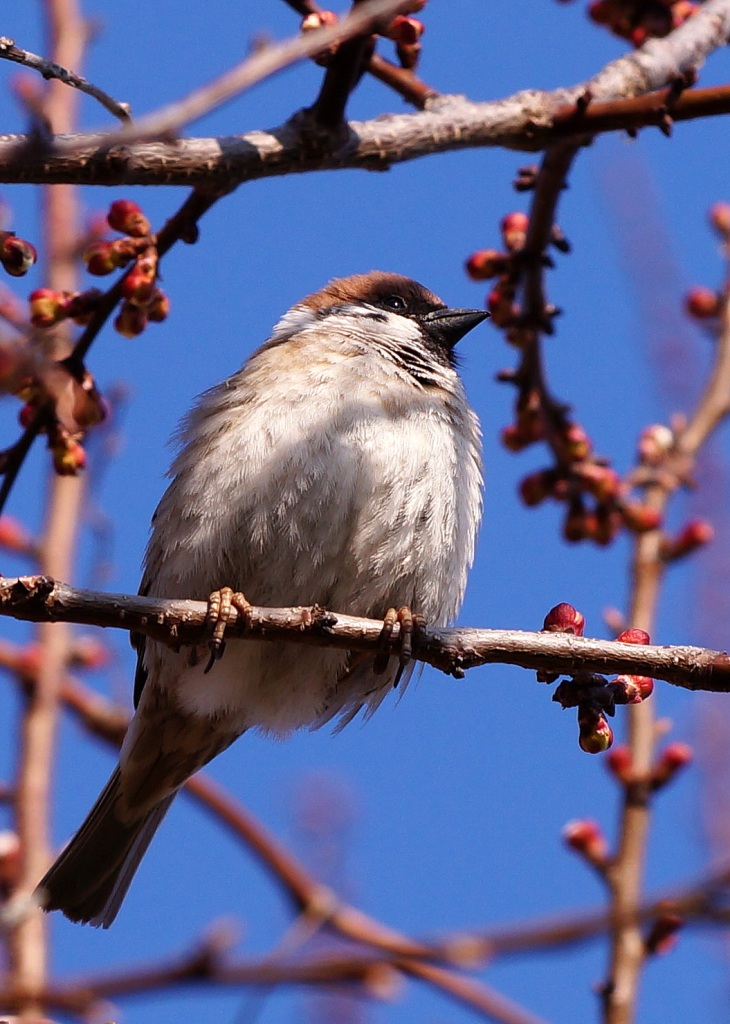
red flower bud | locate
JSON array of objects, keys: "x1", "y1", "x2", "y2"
[
  {"x1": 709, "y1": 201, "x2": 730, "y2": 238},
  {"x1": 543, "y1": 602, "x2": 585, "y2": 636},
  {"x1": 519, "y1": 469, "x2": 556, "y2": 507},
  {"x1": 384, "y1": 15, "x2": 424, "y2": 45},
  {"x1": 637, "y1": 424, "x2": 674, "y2": 465},
  {"x1": 645, "y1": 908, "x2": 683, "y2": 956},
  {"x1": 84, "y1": 240, "x2": 126, "y2": 276},
  {"x1": 107, "y1": 199, "x2": 151, "y2": 238},
  {"x1": 115, "y1": 302, "x2": 148, "y2": 338},
  {"x1": 122, "y1": 261, "x2": 157, "y2": 307},
  {"x1": 147, "y1": 288, "x2": 170, "y2": 323},
  {"x1": 0, "y1": 233, "x2": 37, "y2": 277},
  {"x1": 660, "y1": 518, "x2": 714, "y2": 561},
  {"x1": 606, "y1": 744, "x2": 633, "y2": 783},
  {"x1": 578, "y1": 709, "x2": 614, "y2": 754},
  {"x1": 651, "y1": 741, "x2": 693, "y2": 790},
  {"x1": 562, "y1": 422, "x2": 592, "y2": 462},
  {"x1": 53, "y1": 438, "x2": 86, "y2": 476},
  {"x1": 620, "y1": 502, "x2": 663, "y2": 534},
  {"x1": 465, "y1": 249, "x2": 509, "y2": 281},
  {"x1": 577, "y1": 463, "x2": 621, "y2": 502},
  {"x1": 616, "y1": 627, "x2": 650, "y2": 645},
  {"x1": 685, "y1": 286, "x2": 720, "y2": 320},
  {"x1": 563, "y1": 819, "x2": 608, "y2": 864},
  {"x1": 0, "y1": 515, "x2": 34, "y2": 555},
  {"x1": 500, "y1": 212, "x2": 529, "y2": 252},
  {"x1": 29, "y1": 288, "x2": 67, "y2": 328},
  {"x1": 301, "y1": 10, "x2": 338, "y2": 31}
]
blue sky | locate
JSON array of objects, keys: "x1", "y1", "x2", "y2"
[{"x1": 2, "y1": 3, "x2": 730, "y2": 1023}]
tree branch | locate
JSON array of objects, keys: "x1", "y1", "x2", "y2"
[
  {"x1": 1, "y1": 574, "x2": 729, "y2": 691},
  {"x1": 1, "y1": 1, "x2": 729, "y2": 186},
  {"x1": 0, "y1": 35, "x2": 131, "y2": 123}
]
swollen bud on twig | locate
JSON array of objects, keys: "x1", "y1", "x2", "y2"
[
  {"x1": 29, "y1": 288, "x2": 67, "y2": 328},
  {"x1": 465, "y1": 249, "x2": 510, "y2": 281},
  {"x1": 0, "y1": 232, "x2": 37, "y2": 277},
  {"x1": 500, "y1": 212, "x2": 529, "y2": 252},
  {"x1": 684, "y1": 286, "x2": 721, "y2": 320},
  {"x1": 52, "y1": 437, "x2": 86, "y2": 476},
  {"x1": 578, "y1": 707, "x2": 613, "y2": 754},
  {"x1": 660, "y1": 519, "x2": 714, "y2": 561},
  {"x1": 645, "y1": 907, "x2": 683, "y2": 956},
  {"x1": 651, "y1": 742, "x2": 693, "y2": 790},
  {"x1": 563, "y1": 819, "x2": 609, "y2": 869},
  {"x1": 107, "y1": 199, "x2": 151, "y2": 238},
  {"x1": 637, "y1": 424, "x2": 674, "y2": 466},
  {"x1": 542, "y1": 602, "x2": 585, "y2": 635},
  {"x1": 708, "y1": 201, "x2": 730, "y2": 239},
  {"x1": 605, "y1": 744, "x2": 633, "y2": 783}
]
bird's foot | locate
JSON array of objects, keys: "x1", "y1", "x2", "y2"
[
  {"x1": 373, "y1": 605, "x2": 424, "y2": 675},
  {"x1": 204, "y1": 587, "x2": 253, "y2": 673}
]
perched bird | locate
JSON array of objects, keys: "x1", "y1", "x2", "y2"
[{"x1": 37, "y1": 271, "x2": 486, "y2": 927}]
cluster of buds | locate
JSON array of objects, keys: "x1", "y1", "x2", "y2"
[
  {"x1": 82, "y1": 200, "x2": 169, "y2": 338},
  {"x1": 517, "y1": 417, "x2": 668, "y2": 545},
  {"x1": 0, "y1": 231, "x2": 37, "y2": 278},
  {"x1": 466, "y1": 213, "x2": 529, "y2": 332},
  {"x1": 587, "y1": 0, "x2": 698, "y2": 47},
  {"x1": 684, "y1": 202, "x2": 730, "y2": 324},
  {"x1": 539, "y1": 605, "x2": 655, "y2": 754},
  {"x1": 300, "y1": 2, "x2": 426, "y2": 68}
]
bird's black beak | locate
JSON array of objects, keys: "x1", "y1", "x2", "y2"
[{"x1": 422, "y1": 307, "x2": 489, "y2": 348}]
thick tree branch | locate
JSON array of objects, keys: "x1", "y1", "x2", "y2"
[
  {"x1": 1, "y1": 575, "x2": 729, "y2": 691},
  {"x1": 0, "y1": 1, "x2": 729, "y2": 185}
]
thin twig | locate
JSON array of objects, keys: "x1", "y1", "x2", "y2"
[{"x1": 0, "y1": 36, "x2": 131, "y2": 123}]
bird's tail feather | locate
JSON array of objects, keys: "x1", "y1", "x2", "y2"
[{"x1": 36, "y1": 765, "x2": 175, "y2": 928}]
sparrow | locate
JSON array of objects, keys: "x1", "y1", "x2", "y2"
[{"x1": 37, "y1": 271, "x2": 486, "y2": 927}]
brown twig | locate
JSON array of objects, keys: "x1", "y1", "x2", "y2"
[
  {"x1": 0, "y1": 83, "x2": 728, "y2": 188},
  {"x1": 0, "y1": 575, "x2": 730, "y2": 691},
  {"x1": 601, "y1": 227, "x2": 730, "y2": 1023},
  {"x1": 0, "y1": 35, "x2": 131, "y2": 123}
]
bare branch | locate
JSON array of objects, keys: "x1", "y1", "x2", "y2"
[
  {"x1": 0, "y1": 36, "x2": 131, "y2": 123},
  {"x1": 1, "y1": 575, "x2": 729, "y2": 691},
  {"x1": 0, "y1": 2, "x2": 729, "y2": 186}
]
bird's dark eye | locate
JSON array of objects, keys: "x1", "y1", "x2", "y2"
[{"x1": 381, "y1": 294, "x2": 408, "y2": 312}]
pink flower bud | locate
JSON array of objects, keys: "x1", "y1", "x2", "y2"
[
  {"x1": 685, "y1": 286, "x2": 720, "y2": 320},
  {"x1": 115, "y1": 302, "x2": 148, "y2": 338},
  {"x1": 563, "y1": 819, "x2": 608, "y2": 863},
  {"x1": 29, "y1": 288, "x2": 67, "y2": 328},
  {"x1": 0, "y1": 233, "x2": 37, "y2": 277},
  {"x1": 543, "y1": 602, "x2": 585, "y2": 635},
  {"x1": 107, "y1": 199, "x2": 151, "y2": 238},
  {"x1": 652, "y1": 741, "x2": 693, "y2": 789},
  {"x1": 465, "y1": 249, "x2": 509, "y2": 281},
  {"x1": 616, "y1": 627, "x2": 651, "y2": 646},
  {"x1": 500, "y1": 212, "x2": 529, "y2": 252},
  {"x1": 637, "y1": 424, "x2": 674, "y2": 465},
  {"x1": 147, "y1": 288, "x2": 170, "y2": 323},
  {"x1": 53, "y1": 438, "x2": 86, "y2": 476},
  {"x1": 620, "y1": 502, "x2": 663, "y2": 534},
  {"x1": 579, "y1": 710, "x2": 614, "y2": 754},
  {"x1": 0, "y1": 515, "x2": 33, "y2": 555},
  {"x1": 84, "y1": 240, "x2": 125, "y2": 276},
  {"x1": 709, "y1": 201, "x2": 730, "y2": 238},
  {"x1": 660, "y1": 519, "x2": 714, "y2": 561},
  {"x1": 384, "y1": 15, "x2": 424, "y2": 45},
  {"x1": 606, "y1": 744, "x2": 633, "y2": 782}
]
